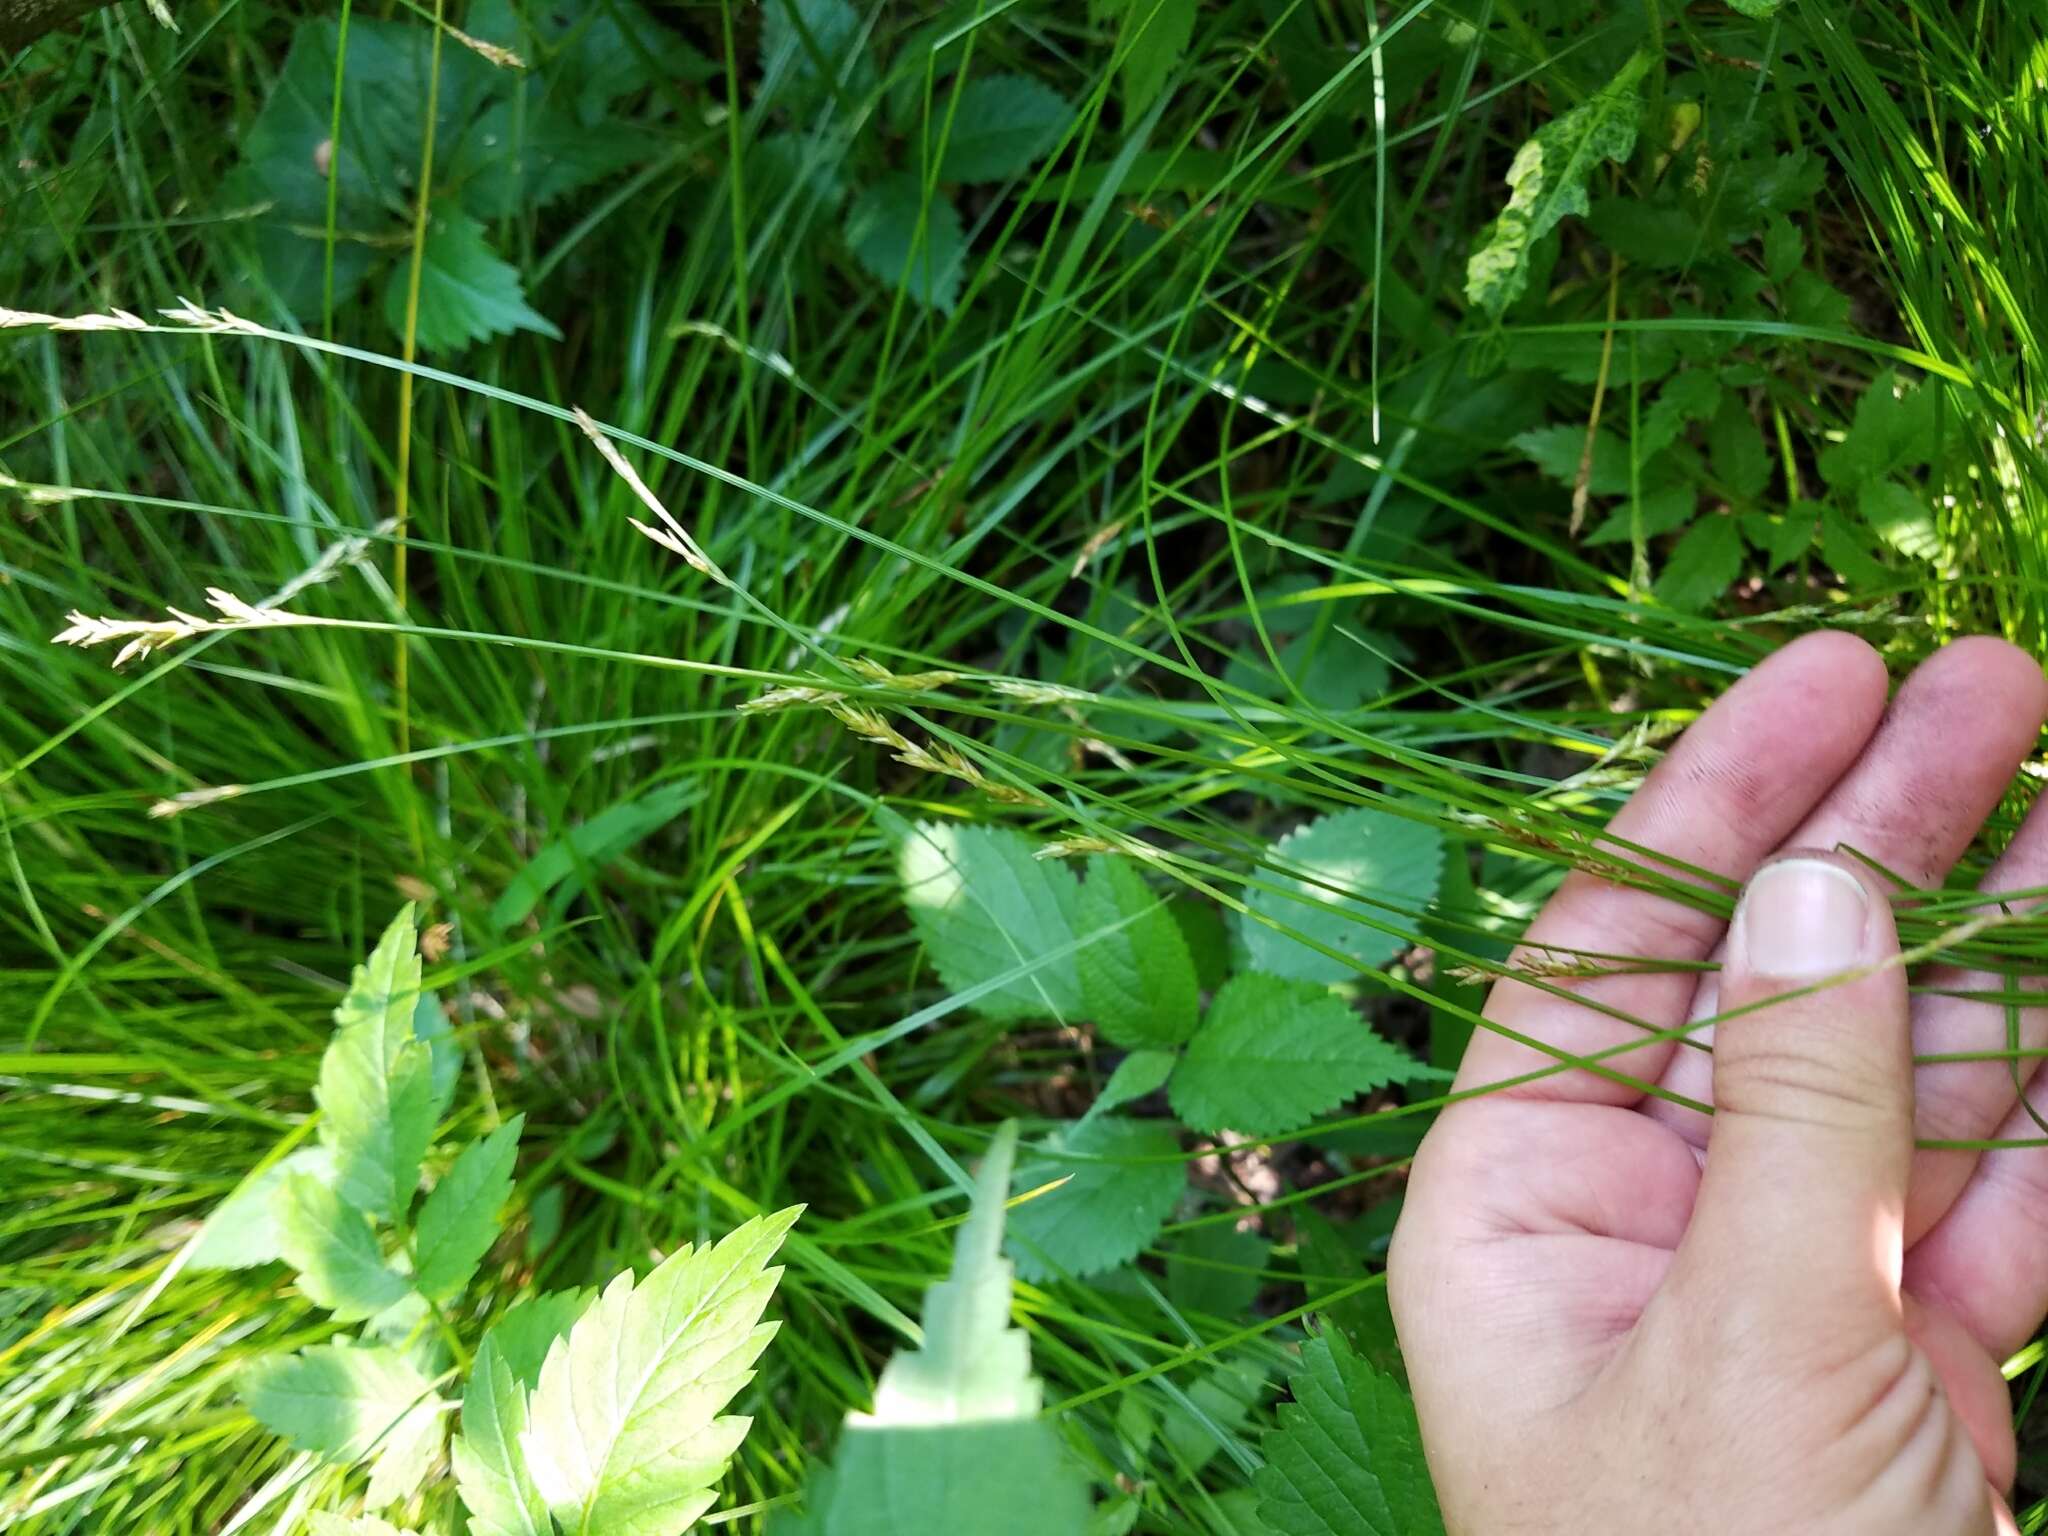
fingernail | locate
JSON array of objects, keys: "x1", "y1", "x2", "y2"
[{"x1": 1739, "y1": 859, "x2": 1870, "y2": 978}]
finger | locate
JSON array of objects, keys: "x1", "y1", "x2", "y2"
[
  {"x1": 1904, "y1": 1058, "x2": 2048, "y2": 1361},
  {"x1": 1647, "y1": 638, "x2": 2048, "y2": 1141},
  {"x1": 1456, "y1": 631, "x2": 1888, "y2": 1102},
  {"x1": 1675, "y1": 853, "x2": 1911, "y2": 1326}
]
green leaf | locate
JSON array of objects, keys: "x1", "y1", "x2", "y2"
[
  {"x1": 1763, "y1": 214, "x2": 1804, "y2": 282},
  {"x1": 487, "y1": 1290, "x2": 592, "y2": 1389},
  {"x1": 1112, "y1": 0, "x2": 1198, "y2": 120},
  {"x1": 761, "y1": 0, "x2": 876, "y2": 110},
  {"x1": 1076, "y1": 858, "x2": 1200, "y2": 1048},
  {"x1": 384, "y1": 213, "x2": 561, "y2": 355},
  {"x1": 1243, "y1": 807, "x2": 1446, "y2": 983},
  {"x1": 1859, "y1": 480, "x2": 1942, "y2": 562},
  {"x1": 1161, "y1": 1358, "x2": 1269, "y2": 1475},
  {"x1": 309, "y1": 1517, "x2": 424, "y2": 1536},
  {"x1": 1725, "y1": 0, "x2": 1782, "y2": 17},
  {"x1": 864, "y1": 1123, "x2": 1039, "y2": 1424},
  {"x1": 1509, "y1": 425, "x2": 1631, "y2": 497},
  {"x1": 454, "y1": 1334, "x2": 550, "y2": 1536},
  {"x1": 1583, "y1": 197, "x2": 1700, "y2": 268},
  {"x1": 318, "y1": 909, "x2": 437, "y2": 1222},
  {"x1": 413, "y1": 989, "x2": 462, "y2": 1122},
  {"x1": 1254, "y1": 1330, "x2": 1443, "y2": 1535},
  {"x1": 1741, "y1": 506, "x2": 1817, "y2": 571},
  {"x1": 189, "y1": 1145, "x2": 336, "y2": 1270},
  {"x1": 1466, "y1": 51, "x2": 1652, "y2": 318},
  {"x1": 899, "y1": 821, "x2": 1085, "y2": 1021},
  {"x1": 815, "y1": 1420, "x2": 1090, "y2": 1536},
  {"x1": 1817, "y1": 371, "x2": 1941, "y2": 490},
  {"x1": 1007, "y1": 1116, "x2": 1184, "y2": 1281},
  {"x1": 278, "y1": 1172, "x2": 414, "y2": 1322},
  {"x1": 240, "y1": 1343, "x2": 441, "y2": 1465},
  {"x1": 1638, "y1": 369, "x2": 1723, "y2": 457},
  {"x1": 521, "y1": 1208, "x2": 801, "y2": 1536},
  {"x1": 414, "y1": 1116, "x2": 523, "y2": 1301},
  {"x1": 1093, "y1": 1049, "x2": 1178, "y2": 1116},
  {"x1": 366, "y1": 1384, "x2": 447, "y2": 1508},
  {"x1": 936, "y1": 75, "x2": 1074, "y2": 183},
  {"x1": 1821, "y1": 505, "x2": 1897, "y2": 589},
  {"x1": 1707, "y1": 395, "x2": 1770, "y2": 501},
  {"x1": 846, "y1": 175, "x2": 968, "y2": 313},
  {"x1": 1166, "y1": 1224, "x2": 1269, "y2": 1320},
  {"x1": 490, "y1": 782, "x2": 698, "y2": 930},
  {"x1": 1170, "y1": 974, "x2": 1439, "y2": 1137},
  {"x1": 1651, "y1": 515, "x2": 1745, "y2": 611},
  {"x1": 1582, "y1": 483, "x2": 1696, "y2": 547}
]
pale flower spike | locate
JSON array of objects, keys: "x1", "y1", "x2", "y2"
[
  {"x1": 53, "y1": 589, "x2": 311, "y2": 669},
  {"x1": 571, "y1": 406, "x2": 726, "y2": 585}
]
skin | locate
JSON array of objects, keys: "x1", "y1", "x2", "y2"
[{"x1": 1390, "y1": 633, "x2": 2048, "y2": 1534}]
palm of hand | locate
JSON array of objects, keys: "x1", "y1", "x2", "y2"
[{"x1": 1393, "y1": 635, "x2": 2048, "y2": 1535}]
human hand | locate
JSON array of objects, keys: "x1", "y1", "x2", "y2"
[{"x1": 1389, "y1": 634, "x2": 2048, "y2": 1534}]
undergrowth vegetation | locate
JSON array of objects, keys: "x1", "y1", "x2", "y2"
[{"x1": 5, "y1": 0, "x2": 2048, "y2": 1532}]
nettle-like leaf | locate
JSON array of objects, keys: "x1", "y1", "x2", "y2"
[
  {"x1": 1169, "y1": 974, "x2": 1439, "y2": 1138},
  {"x1": 521, "y1": 1207, "x2": 801, "y2": 1536},
  {"x1": 846, "y1": 175, "x2": 968, "y2": 314},
  {"x1": 414, "y1": 1115, "x2": 522, "y2": 1301},
  {"x1": 1652, "y1": 515, "x2": 1745, "y2": 612},
  {"x1": 935, "y1": 74, "x2": 1074, "y2": 183},
  {"x1": 899, "y1": 821, "x2": 1085, "y2": 1021},
  {"x1": 1007, "y1": 1115, "x2": 1184, "y2": 1282},
  {"x1": 1253, "y1": 1330, "x2": 1444, "y2": 1536},
  {"x1": 1076, "y1": 858, "x2": 1200, "y2": 1048},
  {"x1": 1243, "y1": 807, "x2": 1445, "y2": 983},
  {"x1": 455, "y1": 1334, "x2": 551, "y2": 1536},
  {"x1": 792, "y1": 1125, "x2": 1089, "y2": 1536},
  {"x1": 278, "y1": 1172, "x2": 413, "y2": 1322},
  {"x1": 1465, "y1": 51, "x2": 1653, "y2": 319},
  {"x1": 188, "y1": 1144, "x2": 336, "y2": 1270},
  {"x1": 387, "y1": 214, "x2": 563, "y2": 354},
  {"x1": 241, "y1": 1342, "x2": 442, "y2": 1466},
  {"x1": 1097, "y1": 0, "x2": 1199, "y2": 120},
  {"x1": 1092, "y1": 1048, "x2": 1177, "y2": 1116},
  {"x1": 1858, "y1": 480, "x2": 1941, "y2": 562},
  {"x1": 319, "y1": 907, "x2": 436, "y2": 1220}
]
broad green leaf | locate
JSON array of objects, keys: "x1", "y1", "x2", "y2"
[
  {"x1": 384, "y1": 213, "x2": 561, "y2": 354},
  {"x1": 1466, "y1": 51, "x2": 1652, "y2": 318},
  {"x1": 1583, "y1": 197, "x2": 1700, "y2": 268},
  {"x1": 1583, "y1": 483, "x2": 1696, "y2": 547},
  {"x1": 488, "y1": 1289, "x2": 592, "y2": 1389},
  {"x1": 414, "y1": 1116, "x2": 523, "y2": 1300},
  {"x1": 1166, "y1": 1224, "x2": 1268, "y2": 1320},
  {"x1": 1170, "y1": 974, "x2": 1438, "y2": 1137},
  {"x1": 1741, "y1": 506, "x2": 1817, "y2": 571},
  {"x1": 1076, "y1": 858, "x2": 1200, "y2": 1048},
  {"x1": 189, "y1": 1145, "x2": 335, "y2": 1270},
  {"x1": 1817, "y1": 370, "x2": 1941, "y2": 489},
  {"x1": 761, "y1": 0, "x2": 876, "y2": 110},
  {"x1": 1707, "y1": 395, "x2": 1770, "y2": 501},
  {"x1": 1093, "y1": 1049, "x2": 1177, "y2": 1116},
  {"x1": 1763, "y1": 214, "x2": 1804, "y2": 282},
  {"x1": 366, "y1": 1386, "x2": 447, "y2": 1508},
  {"x1": 1821, "y1": 505, "x2": 1896, "y2": 589},
  {"x1": 1859, "y1": 480, "x2": 1942, "y2": 562},
  {"x1": 816, "y1": 1420, "x2": 1090, "y2": 1536},
  {"x1": 490, "y1": 782, "x2": 698, "y2": 930},
  {"x1": 241, "y1": 1343, "x2": 440, "y2": 1465},
  {"x1": 846, "y1": 175, "x2": 968, "y2": 313},
  {"x1": 899, "y1": 821, "x2": 1085, "y2": 1021},
  {"x1": 1161, "y1": 1358, "x2": 1269, "y2": 1475},
  {"x1": 1243, "y1": 807, "x2": 1445, "y2": 983},
  {"x1": 1652, "y1": 515, "x2": 1745, "y2": 611},
  {"x1": 1254, "y1": 1330, "x2": 1443, "y2": 1535},
  {"x1": 1007, "y1": 1116, "x2": 1184, "y2": 1281},
  {"x1": 1108, "y1": 0, "x2": 1198, "y2": 119},
  {"x1": 936, "y1": 74, "x2": 1074, "y2": 183},
  {"x1": 278, "y1": 1172, "x2": 413, "y2": 1322},
  {"x1": 1638, "y1": 369, "x2": 1723, "y2": 457},
  {"x1": 521, "y1": 1208, "x2": 801, "y2": 1536},
  {"x1": 454, "y1": 1334, "x2": 550, "y2": 1536},
  {"x1": 1509, "y1": 424, "x2": 1631, "y2": 496},
  {"x1": 320, "y1": 915, "x2": 437, "y2": 1225},
  {"x1": 334, "y1": 905, "x2": 426, "y2": 1044}
]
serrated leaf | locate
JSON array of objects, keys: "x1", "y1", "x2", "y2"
[
  {"x1": 1170, "y1": 974, "x2": 1438, "y2": 1137},
  {"x1": 413, "y1": 990, "x2": 462, "y2": 1123},
  {"x1": 936, "y1": 74, "x2": 1073, "y2": 183},
  {"x1": 1243, "y1": 807, "x2": 1445, "y2": 983},
  {"x1": 488, "y1": 1290, "x2": 593, "y2": 1389},
  {"x1": 1763, "y1": 213, "x2": 1804, "y2": 282},
  {"x1": 1707, "y1": 394, "x2": 1770, "y2": 501},
  {"x1": 1254, "y1": 1331, "x2": 1443, "y2": 1535},
  {"x1": 1509, "y1": 424, "x2": 1631, "y2": 497},
  {"x1": 1076, "y1": 858, "x2": 1200, "y2": 1048},
  {"x1": 414, "y1": 1116, "x2": 522, "y2": 1301},
  {"x1": 864, "y1": 1123, "x2": 1037, "y2": 1425},
  {"x1": 899, "y1": 821, "x2": 1085, "y2": 1021},
  {"x1": 1859, "y1": 480, "x2": 1941, "y2": 561},
  {"x1": 320, "y1": 1027, "x2": 435, "y2": 1229},
  {"x1": 1741, "y1": 506, "x2": 1816, "y2": 571},
  {"x1": 1817, "y1": 370, "x2": 1940, "y2": 490},
  {"x1": 1007, "y1": 1116, "x2": 1184, "y2": 1282},
  {"x1": 1583, "y1": 197, "x2": 1700, "y2": 268},
  {"x1": 846, "y1": 175, "x2": 968, "y2": 313},
  {"x1": 816, "y1": 1420, "x2": 1090, "y2": 1536},
  {"x1": 278, "y1": 1173, "x2": 413, "y2": 1322},
  {"x1": 521, "y1": 1207, "x2": 801, "y2": 1536},
  {"x1": 1094, "y1": 1049, "x2": 1178, "y2": 1116},
  {"x1": 1466, "y1": 51, "x2": 1652, "y2": 318},
  {"x1": 1651, "y1": 515, "x2": 1745, "y2": 611},
  {"x1": 189, "y1": 1145, "x2": 336, "y2": 1270},
  {"x1": 454, "y1": 1334, "x2": 550, "y2": 1536},
  {"x1": 1638, "y1": 369, "x2": 1722, "y2": 457},
  {"x1": 1582, "y1": 483, "x2": 1696, "y2": 547},
  {"x1": 1112, "y1": 0, "x2": 1198, "y2": 119},
  {"x1": 241, "y1": 1343, "x2": 440, "y2": 1465},
  {"x1": 1166, "y1": 1224, "x2": 1269, "y2": 1320},
  {"x1": 490, "y1": 782, "x2": 698, "y2": 930},
  {"x1": 761, "y1": 0, "x2": 876, "y2": 110},
  {"x1": 366, "y1": 1387, "x2": 446, "y2": 1508},
  {"x1": 385, "y1": 213, "x2": 561, "y2": 354},
  {"x1": 1821, "y1": 505, "x2": 1896, "y2": 589}
]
